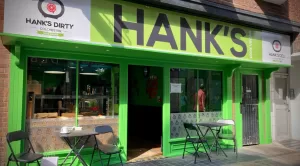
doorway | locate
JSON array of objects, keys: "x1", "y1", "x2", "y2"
[
  {"x1": 127, "y1": 65, "x2": 163, "y2": 162},
  {"x1": 241, "y1": 75, "x2": 259, "y2": 146},
  {"x1": 273, "y1": 73, "x2": 290, "y2": 141}
]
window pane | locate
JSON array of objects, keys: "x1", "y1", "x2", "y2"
[
  {"x1": 198, "y1": 70, "x2": 222, "y2": 112},
  {"x1": 26, "y1": 57, "x2": 76, "y2": 152},
  {"x1": 170, "y1": 68, "x2": 198, "y2": 138},
  {"x1": 170, "y1": 68, "x2": 223, "y2": 139},
  {"x1": 78, "y1": 61, "x2": 119, "y2": 146}
]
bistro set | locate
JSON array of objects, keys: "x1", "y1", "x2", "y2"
[
  {"x1": 182, "y1": 120, "x2": 237, "y2": 164},
  {"x1": 6, "y1": 125, "x2": 123, "y2": 166},
  {"x1": 6, "y1": 120, "x2": 236, "y2": 165}
]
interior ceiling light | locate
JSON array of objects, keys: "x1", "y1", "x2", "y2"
[
  {"x1": 44, "y1": 71, "x2": 66, "y2": 74},
  {"x1": 79, "y1": 73, "x2": 98, "y2": 75}
]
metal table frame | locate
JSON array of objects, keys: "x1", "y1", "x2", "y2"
[
  {"x1": 195, "y1": 122, "x2": 230, "y2": 157},
  {"x1": 59, "y1": 130, "x2": 98, "y2": 166}
]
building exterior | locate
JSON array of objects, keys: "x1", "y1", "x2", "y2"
[{"x1": 0, "y1": 0, "x2": 299, "y2": 165}]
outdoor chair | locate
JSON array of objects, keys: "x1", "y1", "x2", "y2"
[
  {"x1": 6, "y1": 130, "x2": 43, "y2": 166},
  {"x1": 217, "y1": 119, "x2": 237, "y2": 157},
  {"x1": 182, "y1": 123, "x2": 211, "y2": 164},
  {"x1": 90, "y1": 125, "x2": 123, "y2": 166}
]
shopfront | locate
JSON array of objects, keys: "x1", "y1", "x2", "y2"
[{"x1": 1, "y1": 0, "x2": 291, "y2": 165}]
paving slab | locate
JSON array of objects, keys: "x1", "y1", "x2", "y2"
[{"x1": 122, "y1": 142, "x2": 300, "y2": 166}]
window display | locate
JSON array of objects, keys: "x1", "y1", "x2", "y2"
[{"x1": 26, "y1": 57, "x2": 119, "y2": 152}]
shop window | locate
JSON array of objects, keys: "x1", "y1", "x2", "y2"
[
  {"x1": 170, "y1": 68, "x2": 223, "y2": 138},
  {"x1": 25, "y1": 58, "x2": 119, "y2": 152},
  {"x1": 78, "y1": 61, "x2": 119, "y2": 145}
]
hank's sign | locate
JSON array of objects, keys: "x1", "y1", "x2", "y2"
[{"x1": 4, "y1": 0, "x2": 291, "y2": 65}]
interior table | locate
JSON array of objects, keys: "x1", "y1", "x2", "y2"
[
  {"x1": 59, "y1": 130, "x2": 98, "y2": 166},
  {"x1": 195, "y1": 122, "x2": 231, "y2": 157}
]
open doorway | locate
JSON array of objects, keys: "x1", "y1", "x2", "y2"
[{"x1": 127, "y1": 65, "x2": 163, "y2": 162}]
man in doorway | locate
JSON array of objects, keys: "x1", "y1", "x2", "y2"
[{"x1": 194, "y1": 84, "x2": 206, "y2": 112}]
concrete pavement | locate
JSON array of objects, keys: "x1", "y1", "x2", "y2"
[{"x1": 125, "y1": 140, "x2": 300, "y2": 166}]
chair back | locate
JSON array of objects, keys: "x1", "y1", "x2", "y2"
[
  {"x1": 217, "y1": 119, "x2": 236, "y2": 136},
  {"x1": 183, "y1": 123, "x2": 197, "y2": 131},
  {"x1": 6, "y1": 130, "x2": 36, "y2": 162},
  {"x1": 217, "y1": 119, "x2": 235, "y2": 125},
  {"x1": 7, "y1": 130, "x2": 29, "y2": 143},
  {"x1": 94, "y1": 125, "x2": 114, "y2": 134},
  {"x1": 183, "y1": 123, "x2": 205, "y2": 139}
]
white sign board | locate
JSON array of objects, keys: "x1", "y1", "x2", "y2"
[
  {"x1": 170, "y1": 83, "x2": 181, "y2": 93},
  {"x1": 262, "y1": 31, "x2": 291, "y2": 65},
  {"x1": 4, "y1": 0, "x2": 91, "y2": 42}
]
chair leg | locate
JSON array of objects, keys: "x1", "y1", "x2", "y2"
[
  {"x1": 6, "y1": 160, "x2": 10, "y2": 166},
  {"x1": 98, "y1": 150, "x2": 104, "y2": 166},
  {"x1": 182, "y1": 140, "x2": 187, "y2": 159},
  {"x1": 119, "y1": 153, "x2": 123, "y2": 166},
  {"x1": 37, "y1": 160, "x2": 41, "y2": 166},
  {"x1": 202, "y1": 143, "x2": 212, "y2": 162},
  {"x1": 90, "y1": 148, "x2": 96, "y2": 166},
  {"x1": 234, "y1": 138, "x2": 238, "y2": 158},
  {"x1": 107, "y1": 155, "x2": 111, "y2": 166}
]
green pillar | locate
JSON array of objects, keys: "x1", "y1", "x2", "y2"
[{"x1": 119, "y1": 63, "x2": 128, "y2": 160}]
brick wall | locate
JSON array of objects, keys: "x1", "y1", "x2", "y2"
[
  {"x1": 207, "y1": 0, "x2": 300, "y2": 23},
  {"x1": 0, "y1": 0, "x2": 10, "y2": 165},
  {"x1": 293, "y1": 33, "x2": 300, "y2": 53},
  {"x1": 206, "y1": 0, "x2": 300, "y2": 53}
]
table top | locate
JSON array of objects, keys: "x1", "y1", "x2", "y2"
[
  {"x1": 59, "y1": 130, "x2": 98, "y2": 138},
  {"x1": 195, "y1": 122, "x2": 231, "y2": 128}
]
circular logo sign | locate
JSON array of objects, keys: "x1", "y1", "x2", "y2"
[
  {"x1": 272, "y1": 40, "x2": 281, "y2": 52},
  {"x1": 38, "y1": 0, "x2": 65, "y2": 19}
]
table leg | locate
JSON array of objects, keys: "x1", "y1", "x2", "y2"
[
  {"x1": 60, "y1": 137, "x2": 78, "y2": 166},
  {"x1": 69, "y1": 135, "x2": 92, "y2": 166},
  {"x1": 209, "y1": 127, "x2": 227, "y2": 157}
]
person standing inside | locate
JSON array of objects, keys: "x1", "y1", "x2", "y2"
[{"x1": 194, "y1": 84, "x2": 206, "y2": 112}]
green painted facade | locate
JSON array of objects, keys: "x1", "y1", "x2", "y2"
[{"x1": 1, "y1": 0, "x2": 287, "y2": 165}]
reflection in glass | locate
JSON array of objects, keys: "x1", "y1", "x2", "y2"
[
  {"x1": 170, "y1": 68, "x2": 223, "y2": 138},
  {"x1": 78, "y1": 62, "x2": 119, "y2": 117},
  {"x1": 26, "y1": 57, "x2": 76, "y2": 152}
]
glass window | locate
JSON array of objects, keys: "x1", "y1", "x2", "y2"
[
  {"x1": 25, "y1": 58, "x2": 120, "y2": 152},
  {"x1": 78, "y1": 61, "x2": 119, "y2": 145},
  {"x1": 170, "y1": 68, "x2": 223, "y2": 139},
  {"x1": 26, "y1": 58, "x2": 76, "y2": 152}
]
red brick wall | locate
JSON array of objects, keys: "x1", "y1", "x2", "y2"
[
  {"x1": 206, "y1": 0, "x2": 300, "y2": 53},
  {"x1": 0, "y1": 0, "x2": 10, "y2": 165},
  {"x1": 207, "y1": 0, "x2": 300, "y2": 23},
  {"x1": 293, "y1": 33, "x2": 300, "y2": 53}
]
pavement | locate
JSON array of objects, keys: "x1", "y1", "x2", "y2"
[{"x1": 124, "y1": 140, "x2": 300, "y2": 166}]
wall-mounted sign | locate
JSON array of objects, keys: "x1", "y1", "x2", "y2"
[
  {"x1": 3, "y1": 0, "x2": 291, "y2": 65},
  {"x1": 170, "y1": 83, "x2": 181, "y2": 93}
]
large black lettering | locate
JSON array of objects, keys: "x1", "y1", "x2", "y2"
[
  {"x1": 147, "y1": 13, "x2": 178, "y2": 50},
  {"x1": 114, "y1": 4, "x2": 144, "y2": 45},
  {"x1": 26, "y1": 18, "x2": 32, "y2": 24},
  {"x1": 180, "y1": 18, "x2": 202, "y2": 52},
  {"x1": 230, "y1": 28, "x2": 247, "y2": 58},
  {"x1": 205, "y1": 23, "x2": 224, "y2": 55}
]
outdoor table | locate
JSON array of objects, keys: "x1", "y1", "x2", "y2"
[
  {"x1": 59, "y1": 130, "x2": 98, "y2": 166},
  {"x1": 195, "y1": 122, "x2": 231, "y2": 157}
]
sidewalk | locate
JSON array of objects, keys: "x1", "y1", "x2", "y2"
[{"x1": 125, "y1": 140, "x2": 300, "y2": 166}]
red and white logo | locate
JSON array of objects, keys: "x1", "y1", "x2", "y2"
[
  {"x1": 272, "y1": 40, "x2": 281, "y2": 52},
  {"x1": 47, "y1": 3, "x2": 57, "y2": 13},
  {"x1": 38, "y1": 0, "x2": 65, "y2": 19}
]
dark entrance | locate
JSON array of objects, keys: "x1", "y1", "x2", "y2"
[
  {"x1": 241, "y1": 75, "x2": 259, "y2": 146},
  {"x1": 127, "y1": 65, "x2": 163, "y2": 161}
]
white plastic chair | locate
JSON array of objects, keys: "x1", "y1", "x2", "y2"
[{"x1": 217, "y1": 119, "x2": 237, "y2": 157}]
